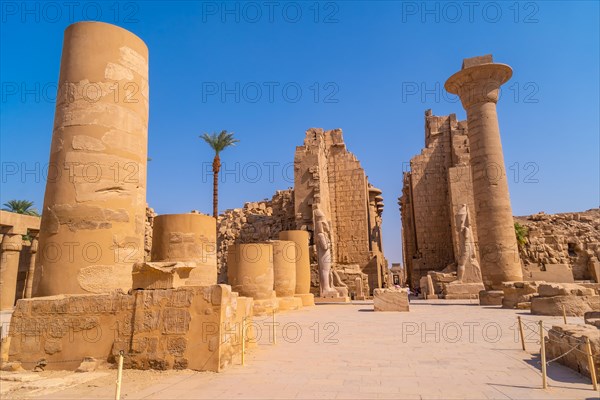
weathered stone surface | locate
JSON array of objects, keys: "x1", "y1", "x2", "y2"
[
  {"x1": 294, "y1": 293, "x2": 315, "y2": 306},
  {"x1": 529, "y1": 264, "x2": 574, "y2": 283},
  {"x1": 75, "y1": 357, "x2": 98, "y2": 372},
  {"x1": 545, "y1": 324, "x2": 600, "y2": 379},
  {"x1": 277, "y1": 296, "x2": 303, "y2": 311},
  {"x1": 227, "y1": 244, "x2": 277, "y2": 315},
  {"x1": 517, "y1": 209, "x2": 600, "y2": 282},
  {"x1": 151, "y1": 213, "x2": 217, "y2": 285},
  {"x1": 35, "y1": 22, "x2": 149, "y2": 296},
  {"x1": 1, "y1": 233, "x2": 23, "y2": 310},
  {"x1": 294, "y1": 128, "x2": 386, "y2": 294},
  {"x1": 479, "y1": 290, "x2": 503, "y2": 306},
  {"x1": 531, "y1": 295, "x2": 600, "y2": 316},
  {"x1": 270, "y1": 240, "x2": 297, "y2": 297},
  {"x1": 7, "y1": 285, "x2": 251, "y2": 372},
  {"x1": 217, "y1": 191, "x2": 296, "y2": 283},
  {"x1": 279, "y1": 230, "x2": 311, "y2": 296},
  {"x1": 1, "y1": 361, "x2": 25, "y2": 372},
  {"x1": 501, "y1": 281, "x2": 544, "y2": 309},
  {"x1": 538, "y1": 283, "x2": 595, "y2": 297},
  {"x1": 584, "y1": 311, "x2": 600, "y2": 328},
  {"x1": 373, "y1": 288, "x2": 409, "y2": 312},
  {"x1": 132, "y1": 262, "x2": 198, "y2": 289},
  {"x1": 446, "y1": 55, "x2": 522, "y2": 289},
  {"x1": 399, "y1": 112, "x2": 474, "y2": 290},
  {"x1": 443, "y1": 282, "x2": 484, "y2": 299}
]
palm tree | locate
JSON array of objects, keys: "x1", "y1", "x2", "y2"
[
  {"x1": 2, "y1": 200, "x2": 40, "y2": 216},
  {"x1": 200, "y1": 130, "x2": 239, "y2": 218}
]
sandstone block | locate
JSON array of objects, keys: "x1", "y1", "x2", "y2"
[
  {"x1": 479, "y1": 290, "x2": 503, "y2": 306},
  {"x1": 531, "y1": 295, "x2": 600, "y2": 316},
  {"x1": 443, "y1": 282, "x2": 485, "y2": 298},
  {"x1": 501, "y1": 281, "x2": 544, "y2": 309},
  {"x1": 373, "y1": 288, "x2": 409, "y2": 312},
  {"x1": 8, "y1": 285, "x2": 250, "y2": 372},
  {"x1": 538, "y1": 283, "x2": 595, "y2": 297},
  {"x1": 545, "y1": 324, "x2": 600, "y2": 379},
  {"x1": 584, "y1": 311, "x2": 600, "y2": 328},
  {"x1": 132, "y1": 262, "x2": 195, "y2": 289}
]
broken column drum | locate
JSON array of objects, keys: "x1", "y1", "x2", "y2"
[
  {"x1": 270, "y1": 240, "x2": 297, "y2": 297},
  {"x1": 35, "y1": 22, "x2": 149, "y2": 296},
  {"x1": 278, "y1": 230, "x2": 310, "y2": 294},
  {"x1": 445, "y1": 56, "x2": 522, "y2": 289},
  {"x1": 151, "y1": 213, "x2": 217, "y2": 285},
  {"x1": 227, "y1": 243, "x2": 275, "y2": 300}
]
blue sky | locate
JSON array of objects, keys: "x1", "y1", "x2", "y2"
[{"x1": 1, "y1": 1, "x2": 599, "y2": 265}]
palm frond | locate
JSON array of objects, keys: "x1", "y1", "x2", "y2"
[
  {"x1": 2, "y1": 199, "x2": 40, "y2": 216},
  {"x1": 200, "y1": 130, "x2": 239, "y2": 154}
]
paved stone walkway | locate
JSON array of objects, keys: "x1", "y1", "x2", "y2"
[{"x1": 15, "y1": 300, "x2": 600, "y2": 399}]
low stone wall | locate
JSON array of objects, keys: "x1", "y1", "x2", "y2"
[
  {"x1": 545, "y1": 324, "x2": 599, "y2": 380},
  {"x1": 7, "y1": 285, "x2": 252, "y2": 372}
]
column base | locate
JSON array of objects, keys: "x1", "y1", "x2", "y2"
[
  {"x1": 294, "y1": 293, "x2": 315, "y2": 306},
  {"x1": 314, "y1": 296, "x2": 351, "y2": 304},
  {"x1": 0, "y1": 309, "x2": 14, "y2": 366},
  {"x1": 277, "y1": 296, "x2": 303, "y2": 311},
  {"x1": 252, "y1": 298, "x2": 279, "y2": 316}
]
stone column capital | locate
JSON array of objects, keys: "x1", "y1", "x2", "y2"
[
  {"x1": 1, "y1": 233, "x2": 23, "y2": 252},
  {"x1": 445, "y1": 63, "x2": 512, "y2": 108}
]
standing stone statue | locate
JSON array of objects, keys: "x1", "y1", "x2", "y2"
[
  {"x1": 314, "y1": 208, "x2": 339, "y2": 298},
  {"x1": 455, "y1": 204, "x2": 482, "y2": 283}
]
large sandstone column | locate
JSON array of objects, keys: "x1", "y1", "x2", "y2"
[
  {"x1": 271, "y1": 240, "x2": 302, "y2": 310},
  {"x1": 151, "y1": 213, "x2": 217, "y2": 285},
  {"x1": 279, "y1": 230, "x2": 314, "y2": 306},
  {"x1": 0, "y1": 233, "x2": 23, "y2": 310},
  {"x1": 35, "y1": 22, "x2": 149, "y2": 296},
  {"x1": 445, "y1": 55, "x2": 522, "y2": 289},
  {"x1": 227, "y1": 243, "x2": 274, "y2": 299},
  {"x1": 227, "y1": 243, "x2": 277, "y2": 315},
  {"x1": 270, "y1": 240, "x2": 296, "y2": 297}
]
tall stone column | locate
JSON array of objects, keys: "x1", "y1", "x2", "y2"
[
  {"x1": 0, "y1": 233, "x2": 23, "y2": 310},
  {"x1": 445, "y1": 55, "x2": 522, "y2": 290},
  {"x1": 24, "y1": 235, "x2": 38, "y2": 298},
  {"x1": 35, "y1": 22, "x2": 149, "y2": 296}
]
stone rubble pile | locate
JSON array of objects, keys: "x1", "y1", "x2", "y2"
[{"x1": 517, "y1": 209, "x2": 600, "y2": 281}]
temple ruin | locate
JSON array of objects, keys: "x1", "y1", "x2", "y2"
[{"x1": 0, "y1": 20, "x2": 598, "y2": 397}]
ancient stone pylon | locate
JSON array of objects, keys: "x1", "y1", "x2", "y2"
[
  {"x1": 445, "y1": 55, "x2": 522, "y2": 289},
  {"x1": 35, "y1": 22, "x2": 149, "y2": 296}
]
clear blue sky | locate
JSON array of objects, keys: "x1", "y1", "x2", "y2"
[{"x1": 1, "y1": 1, "x2": 599, "y2": 265}]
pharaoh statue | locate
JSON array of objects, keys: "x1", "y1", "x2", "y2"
[
  {"x1": 454, "y1": 204, "x2": 483, "y2": 283},
  {"x1": 314, "y1": 207, "x2": 341, "y2": 298}
]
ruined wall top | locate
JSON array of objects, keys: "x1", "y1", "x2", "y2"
[{"x1": 301, "y1": 128, "x2": 347, "y2": 152}]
